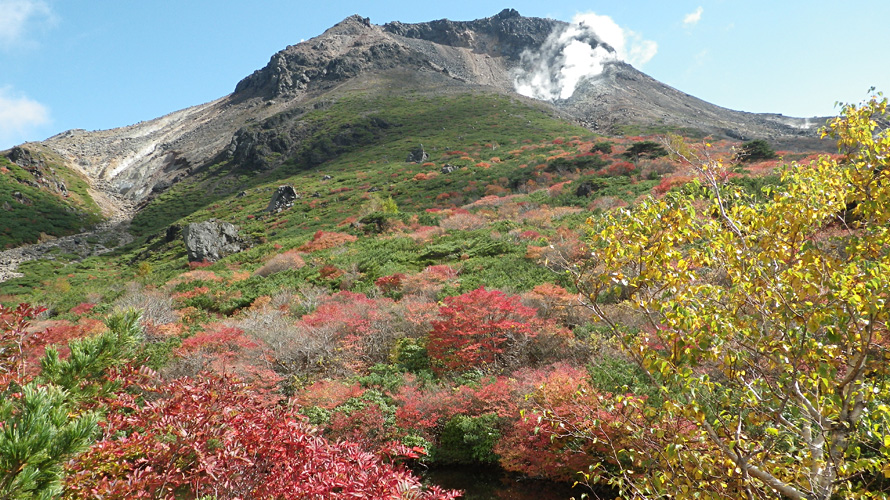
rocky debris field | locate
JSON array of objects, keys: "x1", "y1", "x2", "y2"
[{"x1": 0, "y1": 213, "x2": 135, "y2": 284}]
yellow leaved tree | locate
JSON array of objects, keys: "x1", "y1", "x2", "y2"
[{"x1": 572, "y1": 94, "x2": 890, "y2": 499}]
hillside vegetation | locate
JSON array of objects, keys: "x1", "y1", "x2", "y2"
[
  {"x1": 0, "y1": 147, "x2": 103, "y2": 248},
  {"x1": 1, "y1": 90, "x2": 886, "y2": 500}
]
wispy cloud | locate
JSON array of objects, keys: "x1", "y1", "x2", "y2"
[
  {"x1": 0, "y1": 0, "x2": 57, "y2": 50},
  {"x1": 683, "y1": 6, "x2": 704, "y2": 27},
  {"x1": 0, "y1": 86, "x2": 50, "y2": 148}
]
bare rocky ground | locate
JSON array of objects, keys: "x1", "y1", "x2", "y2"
[{"x1": 0, "y1": 186, "x2": 136, "y2": 283}]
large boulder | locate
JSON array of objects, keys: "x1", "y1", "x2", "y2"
[
  {"x1": 265, "y1": 185, "x2": 299, "y2": 213},
  {"x1": 182, "y1": 220, "x2": 245, "y2": 262},
  {"x1": 406, "y1": 144, "x2": 429, "y2": 163}
]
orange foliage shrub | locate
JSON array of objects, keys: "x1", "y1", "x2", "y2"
[
  {"x1": 547, "y1": 181, "x2": 571, "y2": 196},
  {"x1": 522, "y1": 283, "x2": 580, "y2": 325},
  {"x1": 653, "y1": 175, "x2": 693, "y2": 196},
  {"x1": 175, "y1": 269, "x2": 224, "y2": 284},
  {"x1": 293, "y1": 379, "x2": 364, "y2": 409},
  {"x1": 297, "y1": 231, "x2": 358, "y2": 252},
  {"x1": 254, "y1": 250, "x2": 306, "y2": 277},
  {"x1": 495, "y1": 364, "x2": 638, "y2": 481}
]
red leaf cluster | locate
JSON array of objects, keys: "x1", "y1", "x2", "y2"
[
  {"x1": 427, "y1": 287, "x2": 538, "y2": 373},
  {"x1": 0, "y1": 303, "x2": 46, "y2": 384},
  {"x1": 65, "y1": 374, "x2": 459, "y2": 500}
]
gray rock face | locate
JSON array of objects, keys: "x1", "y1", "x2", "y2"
[
  {"x1": 383, "y1": 8, "x2": 557, "y2": 60},
  {"x1": 406, "y1": 144, "x2": 429, "y2": 163},
  {"x1": 265, "y1": 185, "x2": 299, "y2": 212},
  {"x1": 183, "y1": 220, "x2": 245, "y2": 262}
]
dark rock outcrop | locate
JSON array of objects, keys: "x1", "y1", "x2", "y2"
[
  {"x1": 183, "y1": 220, "x2": 245, "y2": 262},
  {"x1": 234, "y1": 15, "x2": 430, "y2": 100},
  {"x1": 383, "y1": 8, "x2": 557, "y2": 60},
  {"x1": 265, "y1": 185, "x2": 299, "y2": 213},
  {"x1": 165, "y1": 224, "x2": 182, "y2": 243},
  {"x1": 406, "y1": 144, "x2": 429, "y2": 163}
]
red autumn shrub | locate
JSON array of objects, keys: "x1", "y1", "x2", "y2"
[
  {"x1": 653, "y1": 175, "x2": 694, "y2": 196},
  {"x1": 401, "y1": 265, "x2": 460, "y2": 300},
  {"x1": 28, "y1": 319, "x2": 107, "y2": 366},
  {"x1": 394, "y1": 382, "x2": 455, "y2": 436},
  {"x1": 188, "y1": 259, "x2": 213, "y2": 269},
  {"x1": 427, "y1": 287, "x2": 539, "y2": 374},
  {"x1": 375, "y1": 273, "x2": 406, "y2": 295},
  {"x1": 327, "y1": 399, "x2": 395, "y2": 447},
  {"x1": 518, "y1": 229, "x2": 543, "y2": 240},
  {"x1": 286, "y1": 292, "x2": 399, "y2": 373},
  {"x1": 69, "y1": 302, "x2": 97, "y2": 316},
  {"x1": 65, "y1": 374, "x2": 459, "y2": 500},
  {"x1": 606, "y1": 161, "x2": 636, "y2": 176},
  {"x1": 297, "y1": 231, "x2": 358, "y2": 252},
  {"x1": 0, "y1": 303, "x2": 47, "y2": 384},
  {"x1": 171, "y1": 322, "x2": 279, "y2": 386},
  {"x1": 394, "y1": 375, "x2": 518, "y2": 444},
  {"x1": 171, "y1": 285, "x2": 210, "y2": 302},
  {"x1": 496, "y1": 366, "x2": 596, "y2": 481},
  {"x1": 439, "y1": 211, "x2": 487, "y2": 231},
  {"x1": 547, "y1": 181, "x2": 571, "y2": 197},
  {"x1": 318, "y1": 265, "x2": 343, "y2": 280},
  {"x1": 178, "y1": 324, "x2": 257, "y2": 358}
]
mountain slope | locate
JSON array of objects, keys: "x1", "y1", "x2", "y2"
[
  {"x1": 11, "y1": 9, "x2": 824, "y2": 215},
  {"x1": 0, "y1": 145, "x2": 103, "y2": 248}
]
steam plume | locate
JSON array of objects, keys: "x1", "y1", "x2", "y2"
[{"x1": 514, "y1": 13, "x2": 657, "y2": 101}]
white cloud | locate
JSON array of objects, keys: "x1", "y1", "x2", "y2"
[
  {"x1": 513, "y1": 12, "x2": 658, "y2": 101},
  {"x1": 683, "y1": 6, "x2": 704, "y2": 27},
  {"x1": 0, "y1": 86, "x2": 50, "y2": 147},
  {"x1": 0, "y1": 0, "x2": 56, "y2": 49}
]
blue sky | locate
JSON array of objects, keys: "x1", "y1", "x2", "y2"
[{"x1": 1, "y1": 0, "x2": 887, "y2": 149}]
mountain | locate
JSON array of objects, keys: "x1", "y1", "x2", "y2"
[{"x1": 9, "y1": 11, "x2": 823, "y2": 207}]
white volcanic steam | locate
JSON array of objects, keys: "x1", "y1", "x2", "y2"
[{"x1": 514, "y1": 13, "x2": 657, "y2": 101}]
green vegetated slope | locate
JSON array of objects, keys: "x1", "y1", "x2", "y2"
[
  {"x1": 0, "y1": 148, "x2": 103, "y2": 248},
  {"x1": 130, "y1": 90, "x2": 592, "y2": 236},
  {"x1": 1, "y1": 86, "x2": 780, "y2": 313}
]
